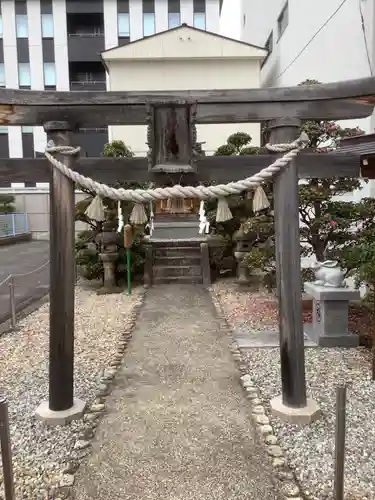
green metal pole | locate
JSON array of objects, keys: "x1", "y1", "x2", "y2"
[{"x1": 126, "y1": 247, "x2": 132, "y2": 295}]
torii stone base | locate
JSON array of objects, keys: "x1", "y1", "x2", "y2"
[
  {"x1": 270, "y1": 396, "x2": 321, "y2": 425},
  {"x1": 35, "y1": 398, "x2": 86, "y2": 426}
]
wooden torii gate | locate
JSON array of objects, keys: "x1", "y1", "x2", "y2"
[{"x1": 1, "y1": 78, "x2": 375, "y2": 424}]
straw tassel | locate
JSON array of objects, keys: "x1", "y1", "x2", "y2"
[
  {"x1": 145, "y1": 201, "x2": 155, "y2": 235},
  {"x1": 199, "y1": 200, "x2": 210, "y2": 234},
  {"x1": 84, "y1": 195, "x2": 105, "y2": 222},
  {"x1": 216, "y1": 197, "x2": 233, "y2": 222},
  {"x1": 117, "y1": 200, "x2": 124, "y2": 233},
  {"x1": 252, "y1": 185, "x2": 270, "y2": 214},
  {"x1": 130, "y1": 203, "x2": 148, "y2": 225}
]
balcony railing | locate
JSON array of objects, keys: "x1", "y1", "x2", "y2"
[
  {"x1": 67, "y1": 33, "x2": 105, "y2": 61},
  {"x1": 70, "y1": 81, "x2": 106, "y2": 91},
  {"x1": 68, "y1": 31, "x2": 104, "y2": 37},
  {"x1": 0, "y1": 213, "x2": 29, "y2": 238}
]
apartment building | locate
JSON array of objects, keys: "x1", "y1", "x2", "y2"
[
  {"x1": 240, "y1": 0, "x2": 375, "y2": 199},
  {"x1": 240, "y1": 0, "x2": 374, "y2": 127},
  {"x1": 0, "y1": 0, "x2": 222, "y2": 185}
]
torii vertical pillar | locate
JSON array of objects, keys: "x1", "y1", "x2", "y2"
[
  {"x1": 35, "y1": 121, "x2": 86, "y2": 425},
  {"x1": 268, "y1": 118, "x2": 320, "y2": 424}
]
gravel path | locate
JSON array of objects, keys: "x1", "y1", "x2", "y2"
[
  {"x1": 213, "y1": 280, "x2": 375, "y2": 500},
  {"x1": 73, "y1": 285, "x2": 282, "y2": 500},
  {"x1": 0, "y1": 285, "x2": 142, "y2": 500}
]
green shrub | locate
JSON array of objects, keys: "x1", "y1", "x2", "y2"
[{"x1": 75, "y1": 140, "x2": 147, "y2": 284}]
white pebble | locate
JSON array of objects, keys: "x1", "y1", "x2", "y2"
[
  {"x1": 74, "y1": 440, "x2": 90, "y2": 450},
  {"x1": 0, "y1": 284, "x2": 142, "y2": 498}
]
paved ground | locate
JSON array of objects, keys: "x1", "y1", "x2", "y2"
[
  {"x1": 74, "y1": 285, "x2": 282, "y2": 500},
  {"x1": 0, "y1": 241, "x2": 49, "y2": 323}
]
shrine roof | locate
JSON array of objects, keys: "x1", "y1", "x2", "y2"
[{"x1": 335, "y1": 133, "x2": 375, "y2": 155}]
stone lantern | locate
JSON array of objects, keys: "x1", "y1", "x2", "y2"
[{"x1": 233, "y1": 224, "x2": 254, "y2": 286}]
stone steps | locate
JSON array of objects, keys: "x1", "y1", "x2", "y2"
[
  {"x1": 154, "y1": 255, "x2": 202, "y2": 266},
  {"x1": 154, "y1": 247, "x2": 201, "y2": 258},
  {"x1": 153, "y1": 265, "x2": 202, "y2": 278},
  {"x1": 153, "y1": 276, "x2": 203, "y2": 285},
  {"x1": 147, "y1": 239, "x2": 205, "y2": 285},
  {"x1": 148, "y1": 238, "x2": 204, "y2": 246}
]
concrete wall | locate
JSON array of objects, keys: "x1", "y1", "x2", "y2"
[{"x1": 0, "y1": 188, "x2": 89, "y2": 239}]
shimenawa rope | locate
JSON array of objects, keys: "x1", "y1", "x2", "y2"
[{"x1": 44, "y1": 132, "x2": 309, "y2": 204}]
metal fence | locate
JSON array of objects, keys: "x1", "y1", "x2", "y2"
[
  {"x1": 0, "y1": 261, "x2": 50, "y2": 327},
  {"x1": 0, "y1": 213, "x2": 29, "y2": 238}
]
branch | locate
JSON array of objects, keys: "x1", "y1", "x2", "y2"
[{"x1": 299, "y1": 209, "x2": 311, "y2": 227}]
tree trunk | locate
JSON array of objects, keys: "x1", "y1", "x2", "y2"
[
  {"x1": 311, "y1": 180, "x2": 325, "y2": 261},
  {"x1": 311, "y1": 237, "x2": 326, "y2": 262}
]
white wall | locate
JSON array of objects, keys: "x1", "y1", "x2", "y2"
[
  {"x1": 27, "y1": 0, "x2": 48, "y2": 163},
  {"x1": 155, "y1": 0, "x2": 168, "y2": 32},
  {"x1": 2, "y1": 0, "x2": 23, "y2": 158},
  {"x1": 53, "y1": 0, "x2": 69, "y2": 90},
  {"x1": 107, "y1": 58, "x2": 262, "y2": 155},
  {"x1": 0, "y1": 188, "x2": 88, "y2": 239},
  {"x1": 259, "y1": 0, "x2": 373, "y2": 91},
  {"x1": 181, "y1": 0, "x2": 194, "y2": 26},
  {"x1": 206, "y1": 0, "x2": 221, "y2": 33}
]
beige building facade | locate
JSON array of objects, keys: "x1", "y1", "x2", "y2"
[{"x1": 101, "y1": 24, "x2": 267, "y2": 156}]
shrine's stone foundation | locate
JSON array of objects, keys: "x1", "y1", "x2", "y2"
[
  {"x1": 304, "y1": 282, "x2": 360, "y2": 347},
  {"x1": 150, "y1": 214, "x2": 200, "y2": 240}
]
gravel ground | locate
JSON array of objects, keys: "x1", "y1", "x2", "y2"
[
  {"x1": 213, "y1": 279, "x2": 375, "y2": 500},
  {"x1": 0, "y1": 284, "x2": 142, "y2": 500},
  {"x1": 213, "y1": 279, "x2": 279, "y2": 331}
]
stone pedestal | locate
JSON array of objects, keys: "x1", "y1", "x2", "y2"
[
  {"x1": 304, "y1": 282, "x2": 360, "y2": 347},
  {"x1": 99, "y1": 252, "x2": 120, "y2": 294},
  {"x1": 234, "y1": 251, "x2": 251, "y2": 286}
]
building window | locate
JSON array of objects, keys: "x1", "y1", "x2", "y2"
[
  {"x1": 18, "y1": 63, "x2": 31, "y2": 87},
  {"x1": 41, "y1": 14, "x2": 54, "y2": 38},
  {"x1": 21, "y1": 126, "x2": 33, "y2": 133},
  {"x1": 0, "y1": 63, "x2": 5, "y2": 87},
  {"x1": 22, "y1": 127, "x2": 34, "y2": 157},
  {"x1": 265, "y1": 31, "x2": 273, "y2": 54},
  {"x1": 43, "y1": 62, "x2": 56, "y2": 87},
  {"x1": 16, "y1": 15, "x2": 28, "y2": 38},
  {"x1": 143, "y1": 13, "x2": 155, "y2": 36},
  {"x1": 168, "y1": 0, "x2": 180, "y2": 28},
  {"x1": 118, "y1": 13, "x2": 130, "y2": 36},
  {"x1": 0, "y1": 15, "x2": 3, "y2": 37},
  {"x1": 168, "y1": 12, "x2": 180, "y2": 29},
  {"x1": 277, "y1": 1, "x2": 289, "y2": 39},
  {"x1": 193, "y1": 13, "x2": 206, "y2": 29}
]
